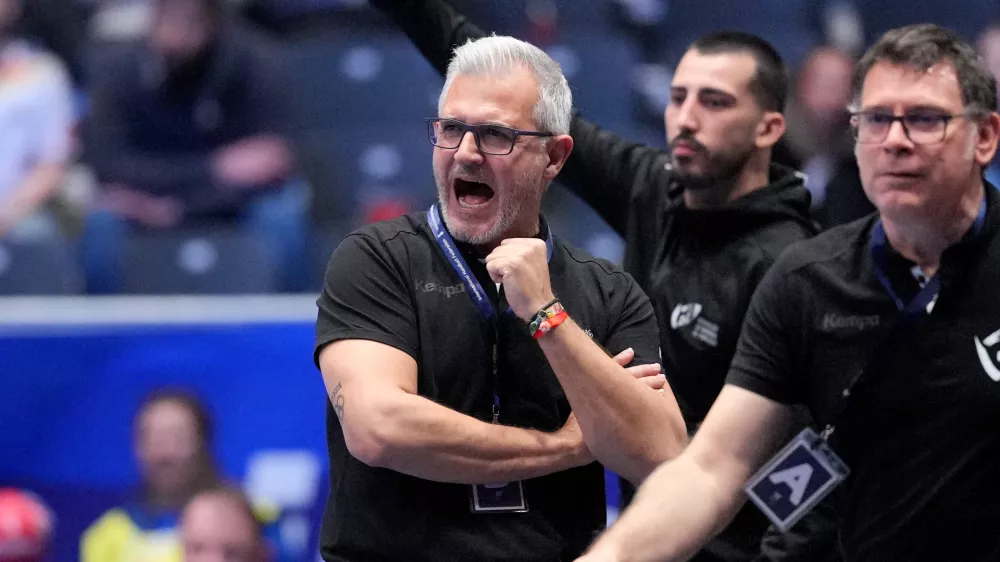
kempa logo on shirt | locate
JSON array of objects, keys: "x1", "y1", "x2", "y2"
[
  {"x1": 414, "y1": 280, "x2": 466, "y2": 299},
  {"x1": 819, "y1": 313, "x2": 880, "y2": 332},
  {"x1": 973, "y1": 328, "x2": 1000, "y2": 382}
]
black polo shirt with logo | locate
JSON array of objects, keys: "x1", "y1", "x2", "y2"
[
  {"x1": 314, "y1": 211, "x2": 661, "y2": 562},
  {"x1": 728, "y1": 185, "x2": 1000, "y2": 561}
]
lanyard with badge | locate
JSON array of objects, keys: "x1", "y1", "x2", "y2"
[
  {"x1": 427, "y1": 204, "x2": 554, "y2": 514},
  {"x1": 744, "y1": 201, "x2": 987, "y2": 532}
]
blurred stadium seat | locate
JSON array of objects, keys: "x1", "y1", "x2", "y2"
[
  {"x1": 284, "y1": 33, "x2": 442, "y2": 128},
  {"x1": 302, "y1": 123, "x2": 434, "y2": 215},
  {"x1": 308, "y1": 221, "x2": 352, "y2": 292},
  {"x1": 244, "y1": 449, "x2": 323, "y2": 559},
  {"x1": 0, "y1": 238, "x2": 81, "y2": 295},
  {"x1": 857, "y1": 0, "x2": 999, "y2": 43},
  {"x1": 656, "y1": 0, "x2": 820, "y2": 68},
  {"x1": 545, "y1": 31, "x2": 642, "y2": 124},
  {"x1": 121, "y1": 228, "x2": 279, "y2": 294}
]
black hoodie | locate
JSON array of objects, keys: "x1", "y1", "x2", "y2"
[{"x1": 368, "y1": 1, "x2": 833, "y2": 561}]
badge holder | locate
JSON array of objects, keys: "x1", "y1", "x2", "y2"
[
  {"x1": 470, "y1": 481, "x2": 529, "y2": 514},
  {"x1": 744, "y1": 427, "x2": 849, "y2": 532}
]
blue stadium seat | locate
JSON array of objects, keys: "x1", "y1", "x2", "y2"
[
  {"x1": 856, "y1": 0, "x2": 999, "y2": 43},
  {"x1": 463, "y1": 0, "x2": 616, "y2": 32},
  {"x1": 304, "y1": 123, "x2": 436, "y2": 213},
  {"x1": 0, "y1": 238, "x2": 81, "y2": 295},
  {"x1": 656, "y1": 0, "x2": 820, "y2": 68},
  {"x1": 309, "y1": 222, "x2": 353, "y2": 292},
  {"x1": 121, "y1": 228, "x2": 279, "y2": 294},
  {"x1": 284, "y1": 33, "x2": 443, "y2": 128},
  {"x1": 544, "y1": 31, "x2": 642, "y2": 123}
]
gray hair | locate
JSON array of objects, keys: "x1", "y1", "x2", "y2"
[
  {"x1": 439, "y1": 35, "x2": 572, "y2": 135},
  {"x1": 850, "y1": 23, "x2": 997, "y2": 115}
]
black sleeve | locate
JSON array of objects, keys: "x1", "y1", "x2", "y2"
[
  {"x1": 725, "y1": 260, "x2": 804, "y2": 404},
  {"x1": 757, "y1": 488, "x2": 844, "y2": 562},
  {"x1": 368, "y1": 0, "x2": 482, "y2": 76},
  {"x1": 601, "y1": 272, "x2": 661, "y2": 369},
  {"x1": 559, "y1": 117, "x2": 672, "y2": 235},
  {"x1": 368, "y1": 0, "x2": 671, "y2": 236},
  {"x1": 84, "y1": 55, "x2": 215, "y2": 197},
  {"x1": 314, "y1": 233, "x2": 419, "y2": 367}
]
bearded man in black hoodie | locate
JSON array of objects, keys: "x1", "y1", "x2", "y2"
[{"x1": 367, "y1": 2, "x2": 840, "y2": 561}]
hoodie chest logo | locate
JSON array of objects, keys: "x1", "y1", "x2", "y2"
[{"x1": 671, "y1": 303, "x2": 719, "y2": 347}]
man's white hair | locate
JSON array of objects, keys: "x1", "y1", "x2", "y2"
[{"x1": 438, "y1": 35, "x2": 572, "y2": 135}]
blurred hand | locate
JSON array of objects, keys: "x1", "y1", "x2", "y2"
[
  {"x1": 100, "y1": 184, "x2": 184, "y2": 229},
  {"x1": 212, "y1": 135, "x2": 292, "y2": 188}
]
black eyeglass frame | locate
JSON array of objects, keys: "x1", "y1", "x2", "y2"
[
  {"x1": 849, "y1": 110, "x2": 981, "y2": 145},
  {"x1": 425, "y1": 118, "x2": 554, "y2": 155}
]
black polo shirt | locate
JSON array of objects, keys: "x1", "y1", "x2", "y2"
[
  {"x1": 314, "y1": 211, "x2": 661, "y2": 562},
  {"x1": 728, "y1": 186, "x2": 1000, "y2": 561}
]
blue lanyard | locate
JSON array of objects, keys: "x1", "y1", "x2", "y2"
[
  {"x1": 427, "y1": 204, "x2": 497, "y2": 321},
  {"x1": 427, "y1": 204, "x2": 555, "y2": 320},
  {"x1": 821, "y1": 197, "x2": 988, "y2": 444},
  {"x1": 869, "y1": 199, "x2": 987, "y2": 317},
  {"x1": 426, "y1": 204, "x2": 555, "y2": 421}
]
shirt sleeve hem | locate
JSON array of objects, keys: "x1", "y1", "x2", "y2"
[
  {"x1": 725, "y1": 372, "x2": 797, "y2": 405},
  {"x1": 314, "y1": 329, "x2": 418, "y2": 368}
]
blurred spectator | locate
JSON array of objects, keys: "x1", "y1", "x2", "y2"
[
  {"x1": 80, "y1": 389, "x2": 293, "y2": 562},
  {"x1": 81, "y1": 389, "x2": 223, "y2": 562},
  {"x1": 785, "y1": 45, "x2": 873, "y2": 227},
  {"x1": 181, "y1": 487, "x2": 269, "y2": 562},
  {"x1": 0, "y1": 0, "x2": 75, "y2": 242},
  {"x1": 17, "y1": 0, "x2": 90, "y2": 85},
  {"x1": 81, "y1": 0, "x2": 309, "y2": 294},
  {"x1": 977, "y1": 23, "x2": 1000, "y2": 188},
  {"x1": 0, "y1": 488, "x2": 53, "y2": 562}
]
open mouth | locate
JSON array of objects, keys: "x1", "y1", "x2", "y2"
[{"x1": 454, "y1": 178, "x2": 495, "y2": 208}]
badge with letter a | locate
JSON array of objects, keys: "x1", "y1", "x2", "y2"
[{"x1": 744, "y1": 428, "x2": 848, "y2": 532}]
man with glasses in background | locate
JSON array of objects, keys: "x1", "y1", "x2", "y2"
[
  {"x1": 313, "y1": 34, "x2": 686, "y2": 562},
  {"x1": 576, "y1": 23, "x2": 1000, "y2": 562}
]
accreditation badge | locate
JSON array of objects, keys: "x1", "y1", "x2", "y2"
[
  {"x1": 469, "y1": 481, "x2": 529, "y2": 514},
  {"x1": 744, "y1": 428, "x2": 849, "y2": 532}
]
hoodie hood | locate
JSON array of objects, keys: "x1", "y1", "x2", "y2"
[{"x1": 677, "y1": 163, "x2": 819, "y2": 240}]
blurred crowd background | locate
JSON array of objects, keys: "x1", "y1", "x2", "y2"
[{"x1": 4, "y1": 0, "x2": 1000, "y2": 560}]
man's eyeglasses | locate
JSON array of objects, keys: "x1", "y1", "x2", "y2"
[
  {"x1": 426, "y1": 118, "x2": 554, "y2": 156},
  {"x1": 850, "y1": 110, "x2": 978, "y2": 145}
]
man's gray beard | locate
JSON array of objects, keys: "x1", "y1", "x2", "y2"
[{"x1": 434, "y1": 169, "x2": 539, "y2": 246}]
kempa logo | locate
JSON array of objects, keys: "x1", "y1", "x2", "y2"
[
  {"x1": 973, "y1": 328, "x2": 1000, "y2": 382},
  {"x1": 820, "y1": 313, "x2": 880, "y2": 332},
  {"x1": 414, "y1": 280, "x2": 466, "y2": 299}
]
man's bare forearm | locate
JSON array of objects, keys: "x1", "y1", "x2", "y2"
[
  {"x1": 537, "y1": 319, "x2": 687, "y2": 484},
  {"x1": 339, "y1": 386, "x2": 588, "y2": 484},
  {"x1": 581, "y1": 456, "x2": 744, "y2": 562}
]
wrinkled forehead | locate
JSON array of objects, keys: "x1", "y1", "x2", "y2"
[
  {"x1": 858, "y1": 60, "x2": 965, "y2": 111},
  {"x1": 440, "y1": 69, "x2": 540, "y2": 127}
]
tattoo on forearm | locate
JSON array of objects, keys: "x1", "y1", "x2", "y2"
[{"x1": 331, "y1": 382, "x2": 346, "y2": 421}]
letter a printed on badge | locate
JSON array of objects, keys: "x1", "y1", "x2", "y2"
[
  {"x1": 744, "y1": 428, "x2": 848, "y2": 532},
  {"x1": 767, "y1": 463, "x2": 814, "y2": 506}
]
